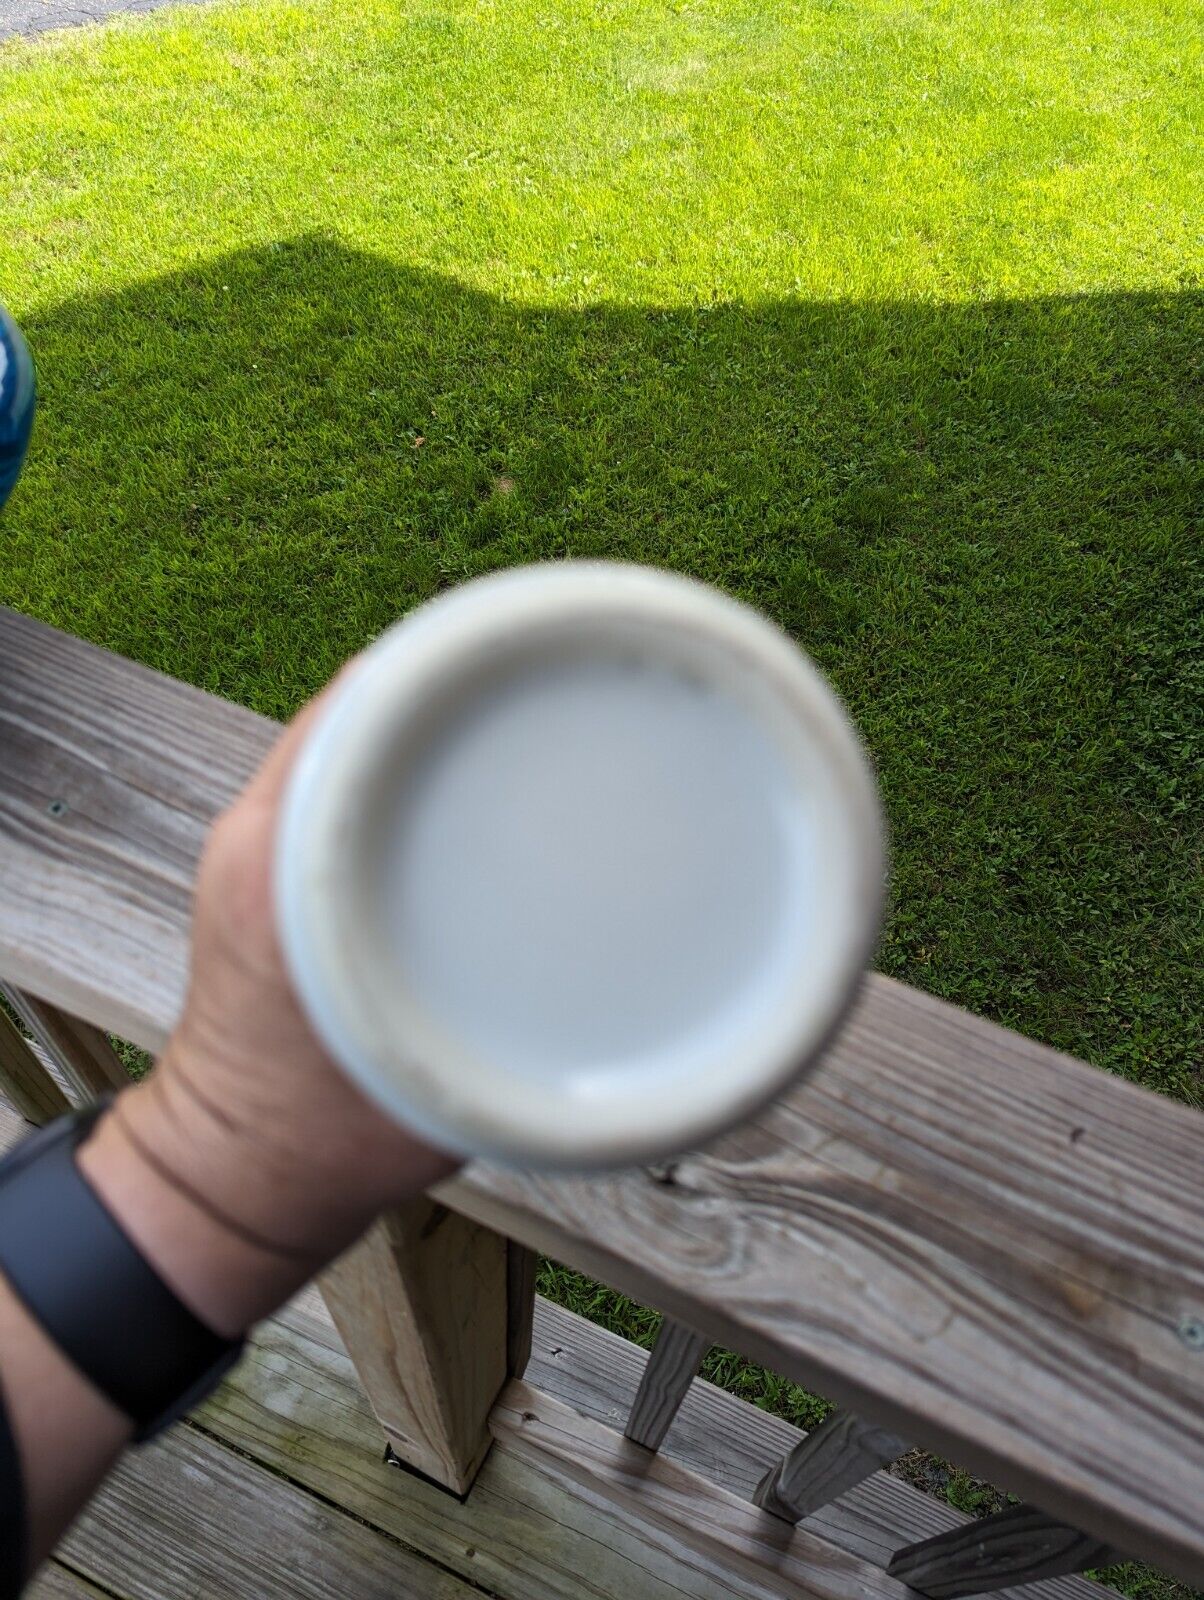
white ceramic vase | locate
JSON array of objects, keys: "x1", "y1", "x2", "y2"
[{"x1": 276, "y1": 561, "x2": 884, "y2": 1169}]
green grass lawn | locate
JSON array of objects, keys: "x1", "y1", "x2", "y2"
[{"x1": 1, "y1": 0, "x2": 1201, "y2": 1589}]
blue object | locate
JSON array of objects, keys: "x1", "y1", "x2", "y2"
[{"x1": 0, "y1": 304, "x2": 35, "y2": 511}]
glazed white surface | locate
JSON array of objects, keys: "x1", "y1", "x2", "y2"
[
  {"x1": 384, "y1": 655, "x2": 818, "y2": 1087},
  {"x1": 275, "y1": 562, "x2": 884, "y2": 1168}
]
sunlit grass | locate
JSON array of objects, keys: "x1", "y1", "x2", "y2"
[{"x1": 1, "y1": 2, "x2": 1200, "y2": 1587}]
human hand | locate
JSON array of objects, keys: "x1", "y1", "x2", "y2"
[{"x1": 80, "y1": 678, "x2": 458, "y2": 1335}]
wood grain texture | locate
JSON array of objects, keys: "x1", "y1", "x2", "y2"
[
  {"x1": 319, "y1": 1200, "x2": 508, "y2": 1493},
  {"x1": 755, "y1": 1410, "x2": 909, "y2": 1523},
  {"x1": 2, "y1": 607, "x2": 1203, "y2": 1578},
  {"x1": 1, "y1": 986, "x2": 128, "y2": 1099},
  {"x1": 0, "y1": 1084, "x2": 1111, "y2": 1600},
  {"x1": 493, "y1": 1379, "x2": 914, "y2": 1600},
  {"x1": 887, "y1": 1506, "x2": 1116, "y2": 1599},
  {"x1": 507, "y1": 1240, "x2": 538, "y2": 1378},
  {"x1": 28, "y1": 1565, "x2": 117, "y2": 1600},
  {"x1": 208, "y1": 1305, "x2": 763, "y2": 1600},
  {"x1": 624, "y1": 1317, "x2": 709, "y2": 1451},
  {"x1": 441, "y1": 977, "x2": 1204, "y2": 1582},
  {"x1": 0, "y1": 606, "x2": 272, "y2": 1047},
  {"x1": 0, "y1": 1097, "x2": 1099, "y2": 1600},
  {"x1": 201, "y1": 1301, "x2": 910, "y2": 1600},
  {"x1": 0, "y1": 1002, "x2": 70, "y2": 1123},
  {"x1": 57, "y1": 1422, "x2": 481, "y2": 1600},
  {"x1": 285, "y1": 1284, "x2": 1109, "y2": 1600}
]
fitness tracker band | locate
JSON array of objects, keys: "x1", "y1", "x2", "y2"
[{"x1": 0, "y1": 1104, "x2": 244, "y2": 1441}]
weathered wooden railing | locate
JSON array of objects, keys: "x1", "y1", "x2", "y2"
[{"x1": 1, "y1": 605, "x2": 1202, "y2": 1598}]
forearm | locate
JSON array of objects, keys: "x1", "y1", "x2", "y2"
[
  {"x1": 0, "y1": 700, "x2": 453, "y2": 1583},
  {"x1": 1, "y1": 1066, "x2": 336, "y2": 1576},
  {"x1": 0, "y1": 1274, "x2": 129, "y2": 1571},
  {"x1": 79, "y1": 1075, "x2": 331, "y2": 1336}
]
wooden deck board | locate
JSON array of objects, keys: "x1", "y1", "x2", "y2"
[
  {"x1": 205, "y1": 1292, "x2": 910, "y2": 1600},
  {"x1": 29, "y1": 1564, "x2": 117, "y2": 1600},
  {"x1": 286, "y1": 1280, "x2": 1110, "y2": 1600},
  {"x1": 1, "y1": 606, "x2": 1202, "y2": 1578},
  {"x1": 0, "y1": 1096, "x2": 1110, "y2": 1600},
  {"x1": 526, "y1": 1295, "x2": 972, "y2": 1568},
  {"x1": 51, "y1": 1425, "x2": 484, "y2": 1600}
]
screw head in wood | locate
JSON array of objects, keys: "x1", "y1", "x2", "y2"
[{"x1": 1177, "y1": 1315, "x2": 1204, "y2": 1350}]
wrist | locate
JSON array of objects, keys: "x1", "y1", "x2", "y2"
[
  {"x1": 77, "y1": 1085, "x2": 330, "y2": 1337},
  {"x1": 156, "y1": 1017, "x2": 398, "y2": 1257}
]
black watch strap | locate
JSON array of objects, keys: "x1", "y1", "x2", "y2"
[{"x1": 0, "y1": 1104, "x2": 244, "y2": 1440}]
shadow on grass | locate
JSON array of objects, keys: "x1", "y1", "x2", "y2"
[
  {"x1": 8, "y1": 234, "x2": 1200, "y2": 1099},
  {"x1": 5, "y1": 239, "x2": 1202, "y2": 1588}
]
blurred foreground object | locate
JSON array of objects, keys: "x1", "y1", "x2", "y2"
[{"x1": 0, "y1": 304, "x2": 35, "y2": 510}]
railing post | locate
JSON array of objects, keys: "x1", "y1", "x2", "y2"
[
  {"x1": 887, "y1": 1503, "x2": 1117, "y2": 1597},
  {"x1": 624, "y1": 1317, "x2": 709, "y2": 1452},
  {"x1": 0, "y1": 1003, "x2": 70, "y2": 1124},
  {"x1": 754, "y1": 1409, "x2": 909, "y2": 1523},
  {"x1": 319, "y1": 1200, "x2": 512, "y2": 1495},
  {"x1": 505, "y1": 1241, "x2": 538, "y2": 1380},
  {"x1": 1, "y1": 985, "x2": 128, "y2": 1102}
]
